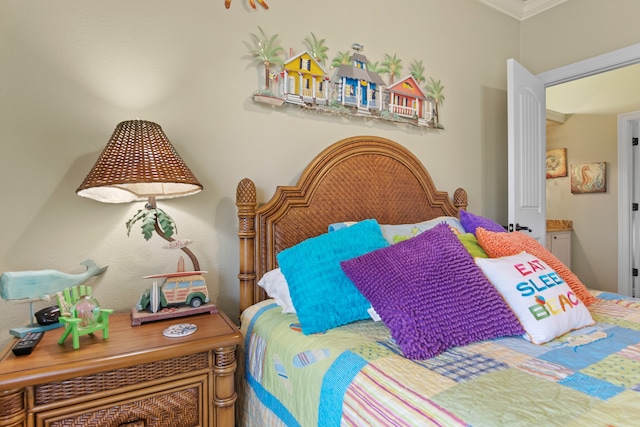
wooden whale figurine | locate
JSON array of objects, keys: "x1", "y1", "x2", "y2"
[{"x1": 0, "y1": 260, "x2": 107, "y2": 301}]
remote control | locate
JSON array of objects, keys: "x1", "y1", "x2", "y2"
[{"x1": 11, "y1": 331, "x2": 44, "y2": 356}]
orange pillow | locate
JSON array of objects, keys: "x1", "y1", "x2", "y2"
[{"x1": 476, "y1": 228, "x2": 596, "y2": 306}]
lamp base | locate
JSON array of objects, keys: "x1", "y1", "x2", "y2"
[{"x1": 130, "y1": 303, "x2": 218, "y2": 327}]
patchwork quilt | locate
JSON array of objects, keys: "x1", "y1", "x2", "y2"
[{"x1": 238, "y1": 291, "x2": 640, "y2": 427}]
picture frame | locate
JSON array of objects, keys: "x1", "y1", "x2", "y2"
[
  {"x1": 570, "y1": 162, "x2": 606, "y2": 194},
  {"x1": 546, "y1": 148, "x2": 567, "y2": 178}
]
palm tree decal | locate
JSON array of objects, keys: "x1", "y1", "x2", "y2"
[
  {"x1": 304, "y1": 32, "x2": 329, "y2": 65},
  {"x1": 248, "y1": 26, "x2": 284, "y2": 91},
  {"x1": 367, "y1": 60, "x2": 384, "y2": 74},
  {"x1": 381, "y1": 53, "x2": 403, "y2": 85},
  {"x1": 409, "y1": 59, "x2": 426, "y2": 85},
  {"x1": 331, "y1": 51, "x2": 352, "y2": 69},
  {"x1": 425, "y1": 77, "x2": 445, "y2": 125}
]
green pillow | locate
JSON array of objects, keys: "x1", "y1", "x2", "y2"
[{"x1": 457, "y1": 233, "x2": 488, "y2": 258}]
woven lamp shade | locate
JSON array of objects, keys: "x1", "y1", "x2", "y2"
[{"x1": 77, "y1": 120, "x2": 202, "y2": 203}]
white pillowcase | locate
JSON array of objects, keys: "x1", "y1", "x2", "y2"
[
  {"x1": 475, "y1": 251, "x2": 594, "y2": 344},
  {"x1": 257, "y1": 267, "x2": 381, "y2": 321},
  {"x1": 328, "y1": 217, "x2": 466, "y2": 244},
  {"x1": 257, "y1": 268, "x2": 296, "y2": 313}
]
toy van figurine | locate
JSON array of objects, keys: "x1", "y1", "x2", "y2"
[{"x1": 138, "y1": 272, "x2": 209, "y2": 313}]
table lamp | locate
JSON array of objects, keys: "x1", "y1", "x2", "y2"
[{"x1": 76, "y1": 119, "x2": 203, "y2": 271}]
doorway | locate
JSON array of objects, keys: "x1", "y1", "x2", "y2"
[{"x1": 536, "y1": 43, "x2": 640, "y2": 296}]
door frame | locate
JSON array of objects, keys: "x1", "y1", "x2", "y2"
[
  {"x1": 535, "y1": 43, "x2": 640, "y2": 296},
  {"x1": 618, "y1": 111, "x2": 640, "y2": 297}
]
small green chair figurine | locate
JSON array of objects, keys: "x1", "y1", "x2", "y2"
[{"x1": 56, "y1": 285, "x2": 113, "y2": 349}]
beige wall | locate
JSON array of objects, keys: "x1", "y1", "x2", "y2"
[
  {"x1": 0, "y1": 0, "x2": 518, "y2": 345},
  {"x1": 546, "y1": 116, "x2": 618, "y2": 292},
  {"x1": 520, "y1": 0, "x2": 640, "y2": 73},
  {"x1": 1, "y1": 0, "x2": 637, "y2": 348}
]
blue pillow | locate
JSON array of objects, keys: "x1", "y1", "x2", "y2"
[
  {"x1": 459, "y1": 209, "x2": 506, "y2": 236},
  {"x1": 277, "y1": 219, "x2": 389, "y2": 334}
]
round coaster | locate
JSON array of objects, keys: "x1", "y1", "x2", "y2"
[{"x1": 163, "y1": 323, "x2": 197, "y2": 338}]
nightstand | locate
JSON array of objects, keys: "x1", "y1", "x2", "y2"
[{"x1": 0, "y1": 310, "x2": 242, "y2": 427}]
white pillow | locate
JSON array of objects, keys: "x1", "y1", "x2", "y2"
[
  {"x1": 475, "y1": 251, "x2": 594, "y2": 344},
  {"x1": 328, "y1": 216, "x2": 466, "y2": 244},
  {"x1": 257, "y1": 267, "x2": 381, "y2": 321},
  {"x1": 257, "y1": 268, "x2": 296, "y2": 313}
]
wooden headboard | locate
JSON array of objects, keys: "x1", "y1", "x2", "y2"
[{"x1": 236, "y1": 135, "x2": 468, "y2": 314}]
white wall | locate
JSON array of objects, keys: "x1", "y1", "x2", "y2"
[{"x1": 0, "y1": 0, "x2": 519, "y2": 346}]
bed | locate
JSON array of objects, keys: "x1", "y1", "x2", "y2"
[{"x1": 235, "y1": 135, "x2": 640, "y2": 426}]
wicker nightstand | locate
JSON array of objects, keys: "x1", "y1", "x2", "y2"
[{"x1": 0, "y1": 310, "x2": 241, "y2": 427}]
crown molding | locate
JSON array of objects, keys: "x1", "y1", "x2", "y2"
[
  {"x1": 545, "y1": 109, "x2": 566, "y2": 125},
  {"x1": 477, "y1": 0, "x2": 568, "y2": 21}
]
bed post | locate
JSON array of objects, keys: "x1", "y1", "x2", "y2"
[
  {"x1": 453, "y1": 188, "x2": 468, "y2": 211},
  {"x1": 236, "y1": 178, "x2": 257, "y2": 316}
]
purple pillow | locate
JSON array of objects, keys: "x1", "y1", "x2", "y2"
[
  {"x1": 340, "y1": 223, "x2": 524, "y2": 359},
  {"x1": 459, "y1": 209, "x2": 506, "y2": 235}
]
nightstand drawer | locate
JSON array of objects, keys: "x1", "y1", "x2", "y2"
[
  {"x1": 33, "y1": 352, "x2": 209, "y2": 406},
  {"x1": 36, "y1": 376, "x2": 206, "y2": 427}
]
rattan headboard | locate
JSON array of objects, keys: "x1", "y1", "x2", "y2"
[{"x1": 236, "y1": 135, "x2": 468, "y2": 314}]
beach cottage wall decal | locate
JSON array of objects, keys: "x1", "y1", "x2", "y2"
[{"x1": 246, "y1": 27, "x2": 446, "y2": 130}]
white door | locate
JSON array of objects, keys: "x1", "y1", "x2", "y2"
[
  {"x1": 288, "y1": 76, "x2": 295, "y2": 94},
  {"x1": 507, "y1": 58, "x2": 546, "y2": 244}
]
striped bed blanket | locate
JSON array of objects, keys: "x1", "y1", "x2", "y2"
[{"x1": 237, "y1": 291, "x2": 640, "y2": 427}]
